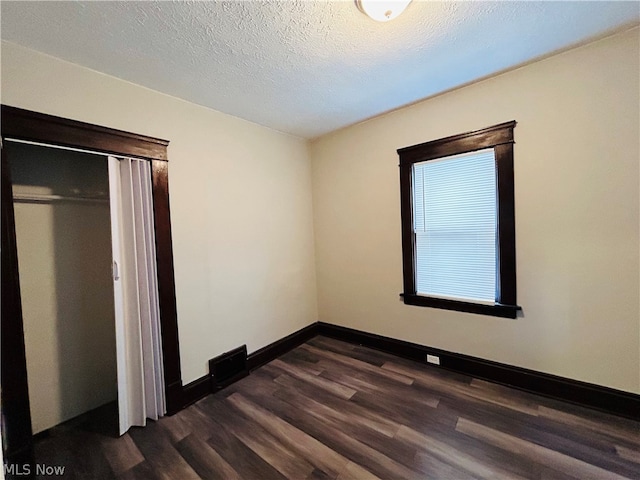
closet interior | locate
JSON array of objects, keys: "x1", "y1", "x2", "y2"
[{"x1": 8, "y1": 140, "x2": 118, "y2": 435}]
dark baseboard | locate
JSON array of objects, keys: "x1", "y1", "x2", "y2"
[
  {"x1": 180, "y1": 323, "x2": 319, "y2": 408},
  {"x1": 178, "y1": 321, "x2": 639, "y2": 420},
  {"x1": 317, "y1": 322, "x2": 640, "y2": 421},
  {"x1": 247, "y1": 323, "x2": 319, "y2": 371},
  {"x1": 182, "y1": 375, "x2": 211, "y2": 408},
  {"x1": 166, "y1": 380, "x2": 185, "y2": 415}
]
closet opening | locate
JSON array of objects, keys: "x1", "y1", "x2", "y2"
[
  {"x1": 1, "y1": 105, "x2": 184, "y2": 465},
  {"x1": 8, "y1": 141, "x2": 118, "y2": 437}
]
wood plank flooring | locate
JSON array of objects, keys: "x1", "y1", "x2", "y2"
[{"x1": 32, "y1": 336, "x2": 639, "y2": 479}]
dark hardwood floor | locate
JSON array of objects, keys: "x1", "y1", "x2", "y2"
[{"x1": 32, "y1": 336, "x2": 639, "y2": 479}]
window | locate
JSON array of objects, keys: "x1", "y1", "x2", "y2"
[{"x1": 398, "y1": 121, "x2": 519, "y2": 318}]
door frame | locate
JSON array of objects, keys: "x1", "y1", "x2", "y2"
[{"x1": 1, "y1": 105, "x2": 184, "y2": 461}]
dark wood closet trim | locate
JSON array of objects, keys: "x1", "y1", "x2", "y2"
[
  {"x1": 1, "y1": 105, "x2": 168, "y2": 161},
  {"x1": 0, "y1": 106, "x2": 183, "y2": 463},
  {"x1": 1, "y1": 148, "x2": 33, "y2": 464},
  {"x1": 150, "y1": 159, "x2": 183, "y2": 413}
]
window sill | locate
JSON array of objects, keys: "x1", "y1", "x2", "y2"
[{"x1": 401, "y1": 293, "x2": 520, "y2": 319}]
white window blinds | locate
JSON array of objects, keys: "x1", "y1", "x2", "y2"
[{"x1": 413, "y1": 148, "x2": 497, "y2": 303}]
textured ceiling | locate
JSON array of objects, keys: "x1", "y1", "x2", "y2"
[{"x1": 1, "y1": 1, "x2": 639, "y2": 139}]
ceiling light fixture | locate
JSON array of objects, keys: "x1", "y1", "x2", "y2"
[{"x1": 356, "y1": 0, "x2": 412, "y2": 22}]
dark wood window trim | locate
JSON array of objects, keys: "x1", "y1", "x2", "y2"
[
  {"x1": 398, "y1": 121, "x2": 519, "y2": 319},
  {"x1": 1, "y1": 105, "x2": 183, "y2": 462}
]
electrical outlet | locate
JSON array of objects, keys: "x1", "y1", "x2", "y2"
[{"x1": 426, "y1": 354, "x2": 440, "y2": 365}]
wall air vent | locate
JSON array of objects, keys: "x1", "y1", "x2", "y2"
[{"x1": 208, "y1": 345, "x2": 249, "y2": 391}]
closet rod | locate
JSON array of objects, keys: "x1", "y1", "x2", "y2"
[
  {"x1": 5, "y1": 138, "x2": 130, "y2": 160},
  {"x1": 12, "y1": 193, "x2": 109, "y2": 204}
]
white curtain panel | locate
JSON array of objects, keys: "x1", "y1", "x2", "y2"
[{"x1": 108, "y1": 156, "x2": 166, "y2": 435}]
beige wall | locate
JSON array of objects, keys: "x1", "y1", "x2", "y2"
[
  {"x1": 3, "y1": 28, "x2": 639, "y2": 396},
  {"x1": 310, "y1": 28, "x2": 640, "y2": 394},
  {"x1": 10, "y1": 143, "x2": 117, "y2": 433},
  {"x1": 1, "y1": 41, "x2": 318, "y2": 384}
]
